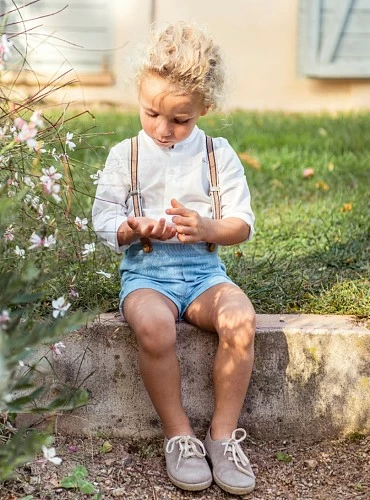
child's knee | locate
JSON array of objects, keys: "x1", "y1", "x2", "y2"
[
  {"x1": 135, "y1": 316, "x2": 176, "y2": 356},
  {"x1": 218, "y1": 310, "x2": 255, "y2": 349}
]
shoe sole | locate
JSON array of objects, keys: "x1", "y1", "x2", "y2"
[
  {"x1": 214, "y1": 473, "x2": 255, "y2": 495},
  {"x1": 167, "y1": 472, "x2": 212, "y2": 492}
]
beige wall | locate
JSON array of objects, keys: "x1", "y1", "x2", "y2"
[{"x1": 26, "y1": 0, "x2": 370, "y2": 112}]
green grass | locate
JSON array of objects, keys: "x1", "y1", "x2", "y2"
[{"x1": 65, "y1": 110, "x2": 370, "y2": 318}]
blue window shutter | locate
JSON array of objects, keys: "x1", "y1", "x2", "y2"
[
  {"x1": 298, "y1": 0, "x2": 370, "y2": 78},
  {"x1": 2, "y1": 0, "x2": 114, "y2": 76}
]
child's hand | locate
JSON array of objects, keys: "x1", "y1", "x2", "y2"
[
  {"x1": 166, "y1": 199, "x2": 208, "y2": 243},
  {"x1": 127, "y1": 216, "x2": 177, "y2": 241}
]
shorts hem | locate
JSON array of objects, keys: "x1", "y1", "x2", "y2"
[{"x1": 119, "y1": 285, "x2": 181, "y2": 318}]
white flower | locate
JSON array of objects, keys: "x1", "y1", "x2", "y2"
[
  {"x1": 18, "y1": 360, "x2": 25, "y2": 367},
  {"x1": 82, "y1": 242, "x2": 95, "y2": 257},
  {"x1": 14, "y1": 246, "x2": 25, "y2": 258},
  {"x1": 96, "y1": 270, "x2": 112, "y2": 279},
  {"x1": 74, "y1": 216, "x2": 88, "y2": 231},
  {"x1": 90, "y1": 170, "x2": 102, "y2": 184},
  {"x1": 44, "y1": 235, "x2": 57, "y2": 247},
  {"x1": 52, "y1": 341, "x2": 66, "y2": 356},
  {"x1": 52, "y1": 297, "x2": 71, "y2": 318},
  {"x1": 41, "y1": 446, "x2": 62, "y2": 465},
  {"x1": 65, "y1": 132, "x2": 76, "y2": 151},
  {"x1": 51, "y1": 148, "x2": 60, "y2": 161},
  {"x1": 0, "y1": 310, "x2": 10, "y2": 324},
  {"x1": 0, "y1": 35, "x2": 13, "y2": 62},
  {"x1": 23, "y1": 176, "x2": 36, "y2": 189},
  {"x1": 30, "y1": 110, "x2": 43, "y2": 128},
  {"x1": 24, "y1": 194, "x2": 40, "y2": 209},
  {"x1": 28, "y1": 232, "x2": 56, "y2": 249}
]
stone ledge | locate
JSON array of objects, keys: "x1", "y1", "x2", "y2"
[{"x1": 20, "y1": 313, "x2": 370, "y2": 441}]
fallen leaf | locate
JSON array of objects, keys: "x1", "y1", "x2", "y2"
[
  {"x1": 100, "y1": 440, "x2": 113, "y2": 453},
  {"x1": 315, "y1": 180, "x2": 329, "y2": 191},
  {"x1": 49, "y1": 477, "x2": 60, "y2": 488},
  {"x1": 238, "y1": 152, "x2": 261, "y2": 170},
  {"x1": 303, "y1": 168, "x2": 315, "y2": 178},
  {"x1": 341, "y1": 203, "x2": 353, "y2": 212},
  {"x1": 304, "y1": 459, "x2": 318, "y2": 468}
]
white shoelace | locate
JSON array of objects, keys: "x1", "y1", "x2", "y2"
[
  {"x1": 221, "y1": 428, "x2": 255, "y2": 478},
  {"x1": 166, "y1": 435, "x2": 207, "y2": 470}
]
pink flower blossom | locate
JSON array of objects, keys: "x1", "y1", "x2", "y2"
[
  {"x1": 69, "y1": 287, "x2": 79, "y2": 299},
  {"x1": 52, "y1": 341, "x2": 66, "y2": 356},
  {"x1": 28, "y1": 232, "x2": 56, "y2": 249},
  {"x1": 3, "y1": 225, "x2": 14, "y2": 241},
  {"x1": 14, "y1": 121, "x2": 38, "y2": 149},
  {"x1": 40, "y1": 166, "x2": 62, "y2": 183}
]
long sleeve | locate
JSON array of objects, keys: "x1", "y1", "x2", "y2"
[{"x1": 92, "y1": 143, "x2": 131, "y2": 253}]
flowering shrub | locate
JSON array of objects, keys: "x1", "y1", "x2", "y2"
[{"x1": 0, "y1": 1, "x2": 117, "y2": 480}]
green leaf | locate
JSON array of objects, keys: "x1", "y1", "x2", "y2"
[
  {"x1": 60, "y1": 476, "x2": 78, "y2": 489},
  {"x1": 72, "y1": 465, "x2": 88, "y2": 479},
  {"x1": 275, "y1": 451, "x2": 293, "y2": 463},
  {"x1": 77, "y1": 479, "x2": 95, "y2": 494}
]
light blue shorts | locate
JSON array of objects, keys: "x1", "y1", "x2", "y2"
[{"x1": 119, "y1": 243, "x2": 235, "y2": 319}]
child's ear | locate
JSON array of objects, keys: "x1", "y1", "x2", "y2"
[{"x1": 200, "y1": 106, "x2": 209, "y2": 117}]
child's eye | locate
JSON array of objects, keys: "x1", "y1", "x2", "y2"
[
  {"x1": 174, "y1": 118, "x2": 190, "y2": 124},
  {"x1": 146, "y1": 112, "x2": 158, "y2": 118}
]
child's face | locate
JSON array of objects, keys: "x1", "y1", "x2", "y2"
[{"x1": 138, "y1": 73, "x2": 208, "y2": 148}]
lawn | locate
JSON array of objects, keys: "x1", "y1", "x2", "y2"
[{"x1": 30, "y1": 110, "x2": 370, "y2": 318}]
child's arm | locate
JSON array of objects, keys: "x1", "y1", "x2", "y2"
[
  {"x1": 117, "y1": 216, "x2": 177, "y2": 246},
  {"x1": 166, "y1": 199, "x2": 250, "y2": 246}
]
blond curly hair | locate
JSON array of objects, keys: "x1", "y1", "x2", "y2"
[{"x1": 135, "y1": 22, "x2": 225, "y2": 110}]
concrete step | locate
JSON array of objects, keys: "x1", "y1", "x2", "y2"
[{"x1": 22, "y1": 313, "x2": 370, "y2": 441}]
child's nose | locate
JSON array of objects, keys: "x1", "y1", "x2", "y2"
[{"x1": 157, "y1": 118, "x2": 172, "y2": 137}]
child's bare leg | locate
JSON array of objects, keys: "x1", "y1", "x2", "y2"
[
  {"x1": 123, "y1": 289, "x2": 193, "y2": 438},
  {"x1": 184, "y1": 283, "x2": 255, "y2": 439}
]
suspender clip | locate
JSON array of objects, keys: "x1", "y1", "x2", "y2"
[{"x1": 129, "y1": 188, "x2": 141, "y2": 197}]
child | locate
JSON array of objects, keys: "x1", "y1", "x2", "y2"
[{"x1": 92, "y1": 22, "x2": 256, "y2": 495}]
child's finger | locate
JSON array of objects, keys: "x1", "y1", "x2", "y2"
[
  {"x1": 171, "y1": 198, "x2": 185, "y2": 208},
  {"x1": 151, "y1": 218, "x2": 166, "y2": 237},
  {"x1": 127, "y1": 216, "x2": 138, "y2": 229}
]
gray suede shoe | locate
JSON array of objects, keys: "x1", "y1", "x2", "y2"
[
  {"x1": 204, "y1": 428, "x2": 255, "y2": 495},
  {"x1": 164, "y1": 435, "x2": 212, "y2": 491}
]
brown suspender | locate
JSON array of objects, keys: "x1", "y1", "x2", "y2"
[
  {"x1": 205, "y1": 135, "x2": 221, "y2": 252},
  {"x1": 130, "y1": 136, "x2": 153, "y2": 253},
  {"x1": 129, "y1": 135, "x2": 221, "y2": 253}
]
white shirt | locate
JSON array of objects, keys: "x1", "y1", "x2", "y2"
[{"x1": 92, "y1": 126, "x2": 255, "y2": 252}]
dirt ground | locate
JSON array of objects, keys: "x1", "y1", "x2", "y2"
[{"x1": 1, "y1": 431, "x2": 369, "y2": 499}]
